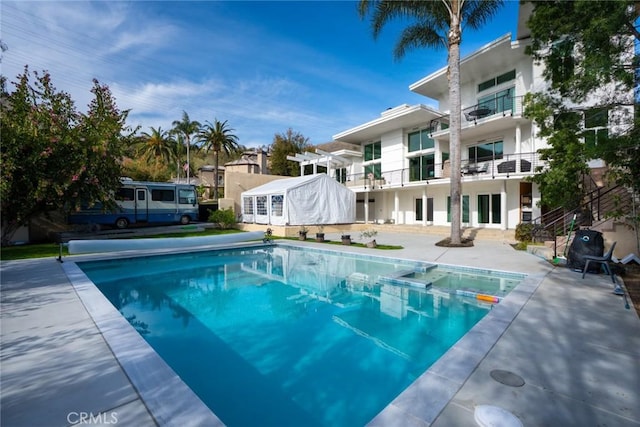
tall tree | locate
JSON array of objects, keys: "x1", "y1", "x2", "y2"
[
  {"x1": 134, "y1": 126, "x2": 175, "y2": 180},
  {"x1": 0, "y1": 68, "x2": 132, "y2": 245},
  {"x1": 172, "y1": 110, "x2": 201, "y2": 183},
  {"x1": 197, "y1": 119, "x2": 240, "y2": 199},
  {"x1": 269, "y1": 128, "x2": 310, "y2": 176},
  {"x1": 525, "y1": 0, "x2": 640, "y2": 208},
  {"x1": 358, "y1": 0, "x2": 503, "y2": 245}
]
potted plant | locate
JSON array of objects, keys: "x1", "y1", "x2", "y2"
[
  {"x1": 360, "y1": 229, "x2": 378, "y2": 248},
  {"x1": 299, "y1": 225, "x2": 309, "y2": 241},
  {"x1": 341, "y1": 233, "x2": 351, "y2": 245},
  {"x1": 315, "y1": 225, "x2": 325, "y2": 242}
]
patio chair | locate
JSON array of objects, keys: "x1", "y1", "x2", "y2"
[{"x1": 581, "y1": 241, "x2": 617, "y2": 283}]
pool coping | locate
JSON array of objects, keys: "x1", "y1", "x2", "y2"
[{"x1": 61, "y1": 240, "x2": 546, "y2": 426}]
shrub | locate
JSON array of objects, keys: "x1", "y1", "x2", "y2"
[
  {"x1": 208, "y1": 208, "x2": 236, "y2": 229},
  {"x1": 515, "y1": 223, "x2": 534, "y2": 242}
]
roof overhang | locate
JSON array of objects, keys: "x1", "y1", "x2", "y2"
[
  {"x1": 333, "y1": 104, "x2": 443, "y2": 144},
  {"x1": 409, "y1": 34, "x2": 518, "y2": 100},
  {"x1": 287, "y1": 150, "x2": 352, "y2": 168}
]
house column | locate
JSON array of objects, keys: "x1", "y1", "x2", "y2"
[
  {"x1": 394, "y1": 191, "x2": 400, "y2": 224},
  {"x1": 312, "y1": 162, "x2": 317, "y2": 174},
  {"x1": 364, "y1": 192, "x2": 370, "y2": 224},
  {"x1": 501, "y1": 180, "x2": 508, "y2": 231},
  {"x1": 422, "y1": 187, "x2": 427, "y2": 226},
  {"x1": 515, "y1": 123, "x2": 523, "y2": 173},
  {"x1": 299, "y1": 164, "x2": 304, "y2": 176}
]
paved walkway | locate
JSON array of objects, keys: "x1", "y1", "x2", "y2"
[{"x1": 1, "y1": 231, "x2": 638, "y2": 426}]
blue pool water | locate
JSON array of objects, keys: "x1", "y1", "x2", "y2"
[{"x1": 78, "y1": 245, "x2": 523, "y2": 427}]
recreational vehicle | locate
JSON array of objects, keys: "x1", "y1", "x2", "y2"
[{"x1": 67, "y1": 180, "x2": 199, "y2": 229}]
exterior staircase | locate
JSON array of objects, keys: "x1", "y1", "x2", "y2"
[{"x1": 530, "y1": 169, "x2": 636, "y2": 259}]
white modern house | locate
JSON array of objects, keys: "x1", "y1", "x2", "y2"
[
  {"x1": 312, "y1": 26, "x2": 540, "y2": 231},
  {"x1": 289, "y1": 2, "x2": 626, "y2": 233}
]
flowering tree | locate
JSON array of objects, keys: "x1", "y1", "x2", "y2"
[{"x1": 0, "y1": 67, "x2": 133, "y2": 245}]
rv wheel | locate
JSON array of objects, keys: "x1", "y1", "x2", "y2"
[
  {"x1": 115, "y1": 218, "x2": 129, "y2": 229},
  {"x1": 180, "y1": 215, "x2": 190, "y2": 225}
]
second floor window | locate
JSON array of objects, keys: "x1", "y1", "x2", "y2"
[
  {"x1": 408, "y1": 129, "x2": 434, "y2": 152},
  {"x1": 583, "y1": 108, "x2": 608, "y2": 150},
  {"x1": 409, "y1": 154, "x2": 435, "y2": 181},
  {"x1": 364, "y1": 141, "x2": 381, "y2": 161},
  {"x1": 468, "y1": 141, "x2": 503, "y2": 163},
  {"x1": 364, "y1": 163, "x2": 381, "y2": 179}
]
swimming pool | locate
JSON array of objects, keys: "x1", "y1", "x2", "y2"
[{"x1": 76, "y1": 244, "x2": 524, "y2": 426}]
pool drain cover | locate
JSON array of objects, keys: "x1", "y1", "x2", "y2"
[
  {"x1": 474, "y1": 405, "x2": 523, "y2": 427},
  {"x1": 490, "y1": 369, "x2": 525, "y2": 387}
]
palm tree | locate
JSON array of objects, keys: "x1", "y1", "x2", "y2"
[
  {"x1": 197, "y1": 119, "x2": 240, "y2": 199},
  {"x1": 135, "y1": 126, "x2": 176, "y2": 181},
  {"x1": 358, "y1": 0, "x2": 503, "y2": 245},
  {"x1": 172, "y1": 111, "x2": 201, "y2": 184},
  {"x1": 137, "y1": 126, "x2": 175, "y2": 164}
]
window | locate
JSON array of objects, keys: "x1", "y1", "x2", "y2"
[
  {"x1": 336, "y1": 168, "x2": 347, "y2": 183},
  {"x1": 243, "y1": 197, "x2": 254, "y2": 215},
  {"x1": 447, "y1": 195, "x2": 469, "y2": 223},
  {"x1": 116, "y1": 188, "x2": 134, "y2": 201},
  {"x1": 364, "y1": 141, "x2": 381, "y2": 161},
  {"x1": 415, "y1": 199, "x2": 422, "y2": 221},
  {"x1": 256, "y1": 196, "x2": 267, "y2": 215},
  {"x1": 408, "y1": 129, "x2": 434, "y2": 152},
  {"x1": 468, "y1": 141, "x2": 503, "y2": 163},
  {"x1": 178, "y1": 189, "x2": 196, "y2": 204},
  {"x1": 478, "y1": 69, "x2": 516, "y2": 93},
  {"x1": 554, "y1": 111, "x2": 580, "y2": 130},
  {"x1": 271, "y1": 195, "x2": 283, "y2": 216},
  {"x1": 415, "y1": 198, "x2": 433, "y2": 222},
  {"x1": 550, "y1": 40, "x2": 574, "y2": 89},
  {"x1": 478, "y1": 194, "x2": 502, "y2": 224},
  {"x1": 364, "y1": 163, "x2": 381, "y2": 179},
  {"x1": 478, "y1": 87, "x2": 514, "y2": 114},
  {"x1": 409, "y1": 154, "x2": 434, "y2": 181},
  {"x1": 583, "y1": 108, "x2": 608, "y2": 150},
  {"x1": 151, "y1": 189, "x2": 174, "y2": 202},
  {"x1": 441, "y1": 152, "x2": 449, "y2": 169}
]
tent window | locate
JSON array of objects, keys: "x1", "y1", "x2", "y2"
[
  {"x1": 243, "y1": 197, "x2": 254, "y2": 214},
  {"x1": 271, "y1": 195, "x2": 283, "y2": 216},
  {"x1": 256, "y1": 196, "x2": 267, "y2": 215}
]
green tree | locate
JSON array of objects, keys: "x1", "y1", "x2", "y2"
[
  {"x1": 269, "y1": 128, "x2": 310, "y2": 176},
  {"x1": 172, "y1": 110, "x2": 201, "y2": 183},
  {"x1": 358, "y1": 0, "x2": 503, "y2": 245},
  {"x1": 525, "y1": 0, "x2": 640, "y2": 208},
  {"x1": 134, "y1": 126, "x2": 175, "y2": 180},
  {"x1": 0, "y1": 68, "x2": 132, "y2": 245},
  {"x1": 197, "y1": 119, "x2": 240, "y2": 200}
]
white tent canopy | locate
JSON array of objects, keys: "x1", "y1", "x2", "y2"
[{"x1": 241, "y1": 173, "x2": 355, "y2": 226}]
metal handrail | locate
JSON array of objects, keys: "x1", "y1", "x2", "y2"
[
  {"x1": 531, "y1": 182, "x2": 632, "y2": 257},
  {"x1": 342, "y1": 151, "x2": 541, "y2": 189},
  {"x1": 429, "y1": 95, "x2": 525, "y2": 134}
]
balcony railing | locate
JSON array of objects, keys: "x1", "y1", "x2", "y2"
[
  {"x1": 343, "y1": 151, "x2": 542, "y2": 189},
  {"x1": 429, "y1": 95, "x2": 525, "y2": 134}
]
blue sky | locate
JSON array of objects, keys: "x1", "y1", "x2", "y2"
[{"x1": 2, "y1": 1, "x2": 520, "y2": 148}]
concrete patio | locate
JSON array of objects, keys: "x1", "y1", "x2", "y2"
[{"x1": 1, "y1": 231, "x2": 638, "y2": 426}]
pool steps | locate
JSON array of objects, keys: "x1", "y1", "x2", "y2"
[{"x1": 376, "y1": 264, "x2": 438, "y2": 289}]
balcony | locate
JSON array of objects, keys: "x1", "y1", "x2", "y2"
[
  {"x1": 343, "y1": 151, "x2": 541, "y2": 191},
  {"x1": 428, "y1": 95, "x2": 525, "y2": 136}
]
